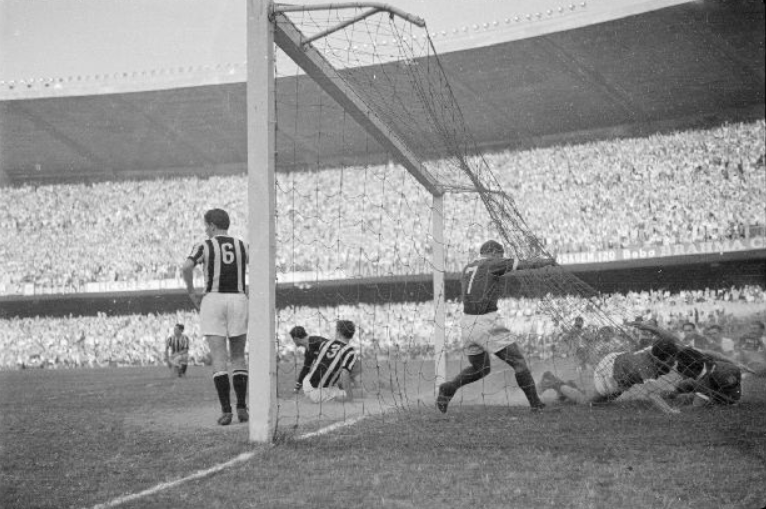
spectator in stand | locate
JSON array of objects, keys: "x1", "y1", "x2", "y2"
[
  {"x1": 680, "y1": 322, "x2": 698, "y2": 346},
  {"x1": 703, "y1": 324, "x2": 734, "y2": 355},
  {"x1": 736, "y1": 320, "x2": 766, "y2": 377},
  {"x1": 1, "y1": 120, "x2": 764, "y2": 291}
]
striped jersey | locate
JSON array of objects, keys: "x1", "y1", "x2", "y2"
[
  {"x1": 166, "y1": 334, "x2": 190, "y2": 354},
  {"x1": 297, "y1": 336, "x2": 357, "y2": 389},
  {"x1": 188, "y1": 235, "x2": 248, "y2": 294}
]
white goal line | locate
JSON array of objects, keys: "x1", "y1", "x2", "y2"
[{"x1": 86, "y1": 416, "x2": 365, "y2": 509}]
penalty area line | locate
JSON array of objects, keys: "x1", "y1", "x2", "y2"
[{"x1": 86, "y1": 416, "x2": 365, "y2": 509}]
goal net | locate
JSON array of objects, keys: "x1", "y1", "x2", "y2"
[{"x1": 251, "y1": 2, "x2": 741, "y2": 440}]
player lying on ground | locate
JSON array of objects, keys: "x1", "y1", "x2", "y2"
[
  {"x1": 289, "y1": 320, "x2": 361, "y2": 403},
  {"x1": 663, "y1": 347, "x2": 742, "y2": 406},
  {"x1": 633, "y1": 319, "x2": 760, "y2": 377},
  {"x1": 538, "y1": 336, "x2": 682, "y2": 414}
]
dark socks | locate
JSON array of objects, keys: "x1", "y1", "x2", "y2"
[
  {"x1": 515, "y1": 370, "x2": 543, "y2": 408},
  {"x1": 444, "y1": 353, "x2": 491, "y2": 395},
  {"x1": 213, "y1": 373, "x2": 232, "y2": 413},
  {"x1": 232, "y1": 371, "x2": 248, "y2": 409}
]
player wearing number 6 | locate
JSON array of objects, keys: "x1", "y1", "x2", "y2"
[
  {"x1": 437, "y1": 240, "x2": 555, "y2": 413},
  {"x1": 290, "y1": 320, "x2": 360, "y2": 403},
  {"x1": 182, "y1": 208, "x2": 249, "y2": 426}
]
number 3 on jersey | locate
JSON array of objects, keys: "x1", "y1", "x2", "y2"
[{"x1": 326, "y1": 344, "x2": 341, "y2": 359}]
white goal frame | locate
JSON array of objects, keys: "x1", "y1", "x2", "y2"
[{"x1": 247, "y1": 0, "x2": 446, "y2": 443}]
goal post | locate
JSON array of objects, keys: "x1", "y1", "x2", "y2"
[
  {"x1": 245, "y1": 0, "x2": 720, "y2": 443},
  {"x1": 247, "y1": 0, "x2": 277, "y2": 443},
  {"x1": 432, "y1": 194, "x2": 447, "y2": 389},
  {"x1": 247, "y1": 0, "x2": 448, "y2": 443}
]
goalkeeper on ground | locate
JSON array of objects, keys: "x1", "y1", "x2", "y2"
[
  {"x1": 629, "y1": 321, "x2": 744, "y2": 405},
  {"x1": 289, "y1": 320, "x2": 361, "y2": 403},
  {"x1": 664, "y1": 347, "x2": 742, "y2": 406},
  {"x1": 538, "y1": 332, "x2": 682, "y2": 414}
]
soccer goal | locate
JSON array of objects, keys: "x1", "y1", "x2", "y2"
[{"x1": 246, "y1": 1, "x2": 735, "y2": 443}]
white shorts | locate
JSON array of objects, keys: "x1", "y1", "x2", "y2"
[
  {"x1": 302, "y1": 379, "x2": 347, "y2": 403},
  {"x1": 460, "y1": 312, "x2": 514, "y2": 356},
  {"x1": 593, "y1": 352, "x2": 621, "y2": 397},
  {"x1": 168, "y1": 352, "x2": 188, "y2": 366},
  {"x1": 200, "y1": 292, "x2": 248, "y2": 337}
]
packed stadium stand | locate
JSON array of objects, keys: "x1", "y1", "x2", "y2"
[
  {"x1": 1, "y1": 0, "x2": 764, "y2": 370},
  {"x1": 0, "y1": 119, "x2": 764, "y2": 293}
]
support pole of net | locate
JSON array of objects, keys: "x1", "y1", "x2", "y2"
[
  {"x1": 432, "y1": 194, "x2": 446, "y2": 389},
  {"x1": 247, "y1": 0, "x2": 277, "y2": 443}
]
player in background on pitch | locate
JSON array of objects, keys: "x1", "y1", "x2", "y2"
[
  {"x1": 182, "y1": 208, "x2": 249, "y2": 426},
  {"x1": 436, "y1": 240, "x2": 555, "y2": 414},
  {"x1": 289, "y1": 320, "x2": 360, "y2": 403},
  {"x1": 538, "y1": 331, "x2": 682, "y2": 415},
  {"x1": 165, "y1": 323, "x2": 190, "y2": 377}
]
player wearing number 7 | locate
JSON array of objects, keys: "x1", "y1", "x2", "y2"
[
  {"x1": 182, "y1": 208, "x2": 249, "y2": 426},
  {"x1": 437, "y1": 239, "x2": 555, "y2": 413}
]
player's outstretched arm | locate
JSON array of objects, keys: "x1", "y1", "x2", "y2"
[
  {"x1": 627, "y1": 321, "x2": 679, "y2": 344},
  {"x1": 514, "y1": 256, "x2": 556, "y2": 271}
]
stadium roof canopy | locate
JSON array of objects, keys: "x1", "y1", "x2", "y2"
[{"x1": 0, "y1": 0, "x2": 763, "y2": 185}]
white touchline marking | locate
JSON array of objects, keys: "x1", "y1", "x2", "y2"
[{"x1": 86, "y1": 416, "x2": 366, "y2": 509}]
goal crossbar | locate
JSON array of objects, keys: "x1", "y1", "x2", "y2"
[
  {"x1": 272, "y1": 11, "x2": 443, "y2": 197},
  {"x1": 274, "y1": 2, "x2": 426, "y2": 27}
]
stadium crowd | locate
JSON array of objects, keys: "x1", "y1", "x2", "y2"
[
  {"x1": 0, "y1": 120, "x2": 763, "y2": 293},
  {"x1": 1, "y1": 285, "x2": 763, "y2": 370}
]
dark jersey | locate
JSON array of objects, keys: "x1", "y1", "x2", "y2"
[
  {"x1": 675, "y1": 353, "x2": 741, "y2": 404},
  {"x1": 166, "y1": 334, "x2": 190, "y2": 354},
  {"x1": 611, "y1": 346, "x2": 664, "y2": 391},
  {"x1": 297, "y1": 336, "x2": 357, "y2": 389},
  {"x1": 461, "y1": 257, "x2": 517, "y2": 315},
  {"x1": 188, "y1": 235, "x2": 248, "y2": 294}
]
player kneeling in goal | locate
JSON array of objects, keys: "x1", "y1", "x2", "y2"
[
  {"x1": 290, "y1": 320, "x2": 360, "y2": 403},
  {"x1": 538, "y1": 337, "x2": 682, "y2": 415}
]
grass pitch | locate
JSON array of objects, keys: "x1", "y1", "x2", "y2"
[{"x1": 1, "y1": 364, "x2": 764, "y2": 509}]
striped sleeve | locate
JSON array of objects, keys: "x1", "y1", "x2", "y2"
[
  {"x1": 188, "y1": 242, "x2": 205, "y2": 264},
  {"x1": 341, "y1": 348, "x2": 357, "y2": 371}
]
